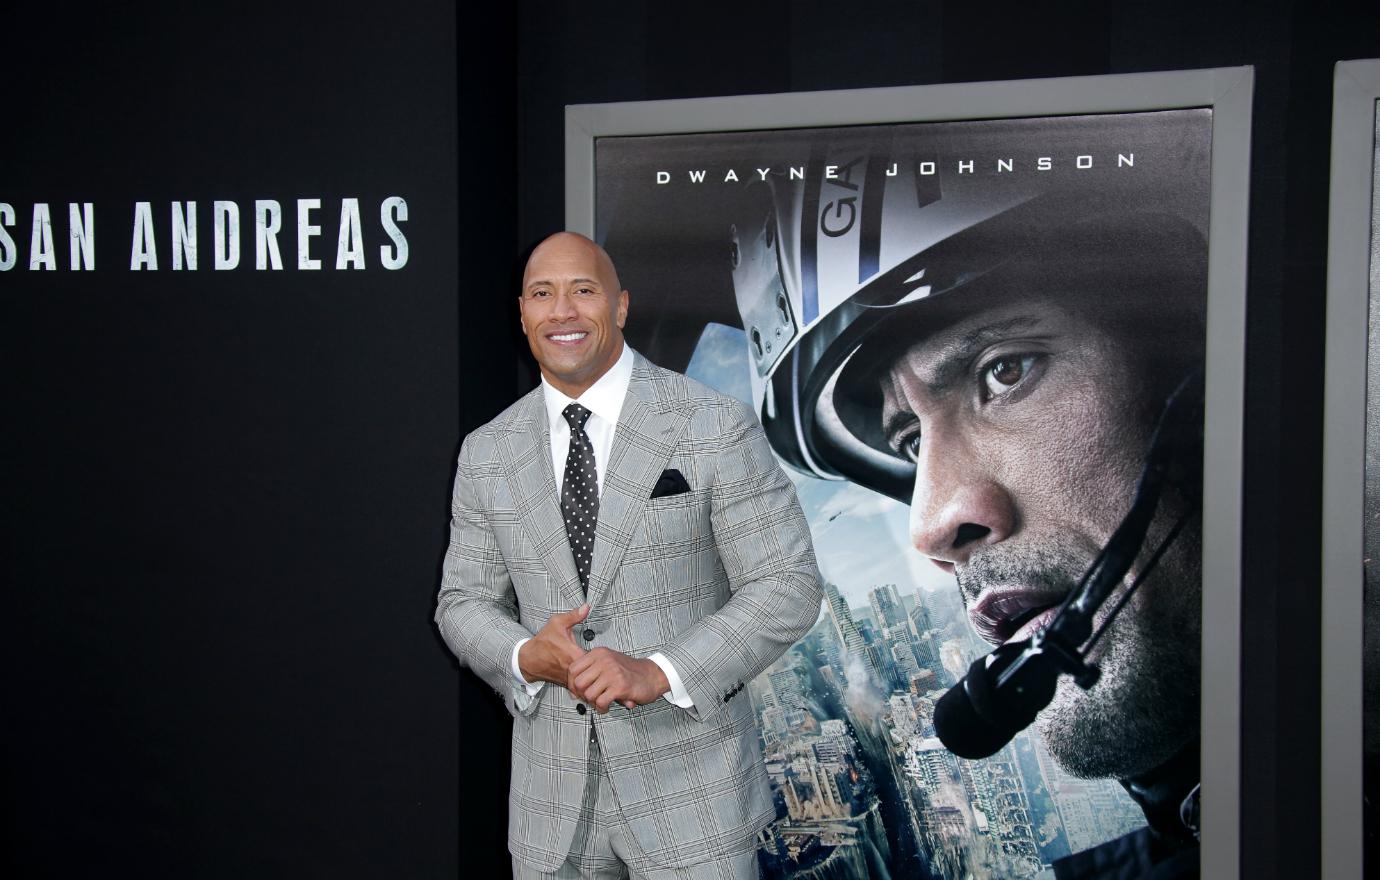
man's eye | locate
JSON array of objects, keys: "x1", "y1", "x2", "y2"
[
  {"x1": 898, "y1": 430, "x2": 922, "y2": 463},
  {"x1": 981, "y1": 355, "x2": 1036, "y2": 399}
]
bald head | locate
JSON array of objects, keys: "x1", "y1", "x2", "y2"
[
  {"x1": 518, "y1": 231, "x2": 630, "y2": 398},
  {"x1": 522, "y1": 232, "x2": 623, "y2": 294}
]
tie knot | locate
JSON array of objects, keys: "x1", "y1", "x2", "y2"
[{"x1": 562, "y1": 402, "x2": 592, "y2": 431}]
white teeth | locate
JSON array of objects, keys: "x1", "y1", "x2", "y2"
[{"x1": 550, "y1": 332, "x2": 587, "y2": 342}]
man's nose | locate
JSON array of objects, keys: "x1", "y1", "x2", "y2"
[
  {"x1": 908, "y1": 436, "x2": 1015, "y2": 570},
  {"x1": 549, "y1": 289, "x2": 578, "y2": 320}
]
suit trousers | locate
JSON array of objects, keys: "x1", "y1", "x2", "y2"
[{"x1": 510, "y1": 728, "x2": 761, "y2": 880}]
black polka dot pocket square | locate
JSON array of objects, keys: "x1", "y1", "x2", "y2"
[{"x1": 650, "y1": 468, "x2": 691, "y2": 499}]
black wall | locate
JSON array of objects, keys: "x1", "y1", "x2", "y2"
[
  {"x1": 4, "y1": 2, "x2": 517, "y2": 877},
  {"x1": 5, "y1": 1, "x2": 1379, "y2": 878}
]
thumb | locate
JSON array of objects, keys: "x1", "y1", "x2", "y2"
[{"x1": 553, "y1": 603, "x2": 590, "y2": 625}]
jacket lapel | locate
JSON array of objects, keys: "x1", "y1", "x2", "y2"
[
  {"x1": 498, "y1": 391, "x2": 585, "y2": 608},
  {"x1": 586, "y1": 357, "x2": 691, "y2": 605}
]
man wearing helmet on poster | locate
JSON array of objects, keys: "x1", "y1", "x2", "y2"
[
  {"x1": 749, "y1": 180, "x2": 1208, "y2": 877},
  {"x1": 596, "y1": 110, "x2": 1213, "y2": 877}
]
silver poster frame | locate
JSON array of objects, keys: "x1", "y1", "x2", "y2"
[
  {"x1": 1322, "y1": 57, "x2": 1380, "y2": 880},
  {"x1": 566, "y1": 67, "x2": 1254, "y2": 879}
]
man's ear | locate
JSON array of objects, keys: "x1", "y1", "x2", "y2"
[{"x1": 616, "y1": 289, "x2": 629, "y2": 328}]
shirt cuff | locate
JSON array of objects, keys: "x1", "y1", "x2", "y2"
[
  {"x1": 648, "y1": 652, "x2": 694, "y2": 708},
  {"x1": 511, "y1": 638, "x2": 545, "y2": 697}
]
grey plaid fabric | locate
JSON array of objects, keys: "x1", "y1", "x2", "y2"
[
  {"x1": 436, "y1": 352, "x2": 823, "y2": 873},
  {"x1": 509, "y1": 737, "x2": 761, "y2": 880},
  {"x1": 560, "y1": 403, "x2": 599, "y2": 592}
]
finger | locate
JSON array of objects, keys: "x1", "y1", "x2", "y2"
[
  {"x1": 552, "y1": 603, "x2": 591, "y2": 626},
  {"x1": 595, "y1": 678, "x2": 623, "y2": 707},
  {"x1": 584, "y1": 679, "x2": 609, "y2": 707},
  {"x1": 621, "y1": 699, "x2": 635, "y2": 709},
  {"x1": 571, "y1": 661, "x2": 596, "y2": 689},
  {"x1": 568, "y1": 675, "x2": 596, "y2": 703},
  {"x1": 562, "y1": 603, "x2": 590, "y2": 625},
  {"x1": 572, "y1": 667, "x2": 599, "y2": 692},
  {"x1": 562, "y1": 613, "x2": 590, "y2": 641},
  {"x1": 568, "y1": 653, "x2": 593, "y2": 676},
  {"x1": 570, "y1": 666, "x2": 599, "y2": 696},
  {"x1": 570, "y1": 652, "x2": 608, "y2": 680}
]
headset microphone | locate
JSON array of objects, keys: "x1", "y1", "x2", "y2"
[{"x1": 933, "y1": 374, "x2": 1202, "y2": 760}]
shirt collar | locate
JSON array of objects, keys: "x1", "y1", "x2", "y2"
[{"x1": 540, "y1": 342, "x2": 634, "y2": 430}]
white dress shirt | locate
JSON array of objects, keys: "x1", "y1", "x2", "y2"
[{"x1": 510, "y1": 344, "x2": 693, "y2": 708}]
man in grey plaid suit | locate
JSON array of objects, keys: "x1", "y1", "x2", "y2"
[{"x1": 436, "y1": 232, "x2": 823, "y2": 878}]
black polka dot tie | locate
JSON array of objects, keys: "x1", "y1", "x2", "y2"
[{"x1": 560, "y1": 403, "x2": 599, "y2": 594}]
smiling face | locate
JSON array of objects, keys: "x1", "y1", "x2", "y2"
[
  {"x1": 880, "y1": 293, "x2": 1201, "y2": 779},
  {"x1": 519, "y1": 232, "x2": 629, "y2": 398}
]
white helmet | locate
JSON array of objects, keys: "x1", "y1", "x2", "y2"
[{"x1": 725, "y1": 148, "x2": 1207, "y2": 502}]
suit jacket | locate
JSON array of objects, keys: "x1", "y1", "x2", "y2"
[{"x1": 435, "y1": 352, "x2": 823, "y2": 871}]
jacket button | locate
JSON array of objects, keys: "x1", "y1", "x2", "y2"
[
  {"x1": 583, "y1": 629, "x2": 595, "y2": 642},
  {"x1": 576, "y1": 703, "x2": 587, "y2": 715}
]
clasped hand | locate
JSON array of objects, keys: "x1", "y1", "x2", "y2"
[{"x1": 517, "y1": 604, "x2": 670, "y2": 713}]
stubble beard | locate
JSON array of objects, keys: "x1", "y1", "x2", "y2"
[{"x1": 957, "y1": 531, "x2": 1202, "y2": 780}]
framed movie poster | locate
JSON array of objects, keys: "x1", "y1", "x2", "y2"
[
  {"x1": 1323, "y1": 57, "x2": 1380, "y2": 880},
  {"x1": 568, "y1": 68, "x2": 1252, "y2": 879}
]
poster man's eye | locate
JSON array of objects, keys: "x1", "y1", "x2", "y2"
[
  {"x1": 981, "y1": 355, "x2": 1036, "y2": 399},
  {"x1": 904, "y1": 432, "x2": 922, "y2": 462},
  {"x1": 895, "y1": 430, "x2": 921, "y2": 463}
]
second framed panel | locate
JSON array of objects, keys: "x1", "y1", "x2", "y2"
[{"x1": 1323, "y1": 57, "x2": 1380, "y2": 880}]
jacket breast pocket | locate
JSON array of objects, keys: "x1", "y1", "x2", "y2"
[{"x1": 641, "y1": 487, "x2": 712, "y2": 547}]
